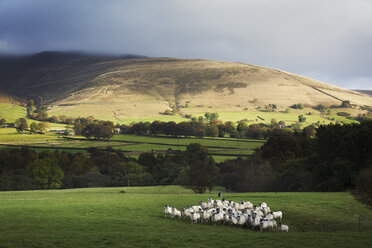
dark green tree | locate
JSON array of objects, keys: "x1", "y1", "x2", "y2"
[
  {"x1": 28, "y1": 157, "x2": 64, "y2": 189},
  {"x1": 15, "y1": 118, "x2": 28, "y2": 134},
  {"x1": 0, "y1": 118, "x2": 6, "y2": 128},
  {"x1": 178, "y1": 143, "x2": 217, "y2": 193},
  {"x1": 30, "y1": 122, "x2": 38, "y2": 133}
]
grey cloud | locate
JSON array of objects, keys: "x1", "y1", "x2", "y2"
[{"x1": 0, "y1": 0, "x2": 371, "y2": 89}]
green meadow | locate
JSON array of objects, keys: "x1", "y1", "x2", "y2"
[{"x1": 0, "y1": 186, "x2": 371, "y2": 248}]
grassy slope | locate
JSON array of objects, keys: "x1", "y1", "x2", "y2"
[{"x1": 0, "y1": 186, "x2": 371, "y2": 248}]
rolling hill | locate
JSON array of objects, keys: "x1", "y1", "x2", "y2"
[{"x1": 0, "y1": 52, "x2": 371, "y2": 120}]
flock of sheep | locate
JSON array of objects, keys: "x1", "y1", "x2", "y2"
[{"x1": 164, "y1": 197, "x2": 289, "y2": 232}]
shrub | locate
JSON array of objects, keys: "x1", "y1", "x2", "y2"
[
  {"x1": 337, "y1": 112, "x2": 351, "y2": 117},
  {"x1": 291, "y1": 103, "x2": 304, "y2": 109},
  {"x1": 298, "y1": 115, "x2": 306, "y2": 122}
]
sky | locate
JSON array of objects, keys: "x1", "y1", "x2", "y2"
[{"x1": 0, "y1": 0, "x2": 371, "y2": 90}]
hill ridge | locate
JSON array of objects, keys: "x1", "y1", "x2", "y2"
[{"x1": 0, "y1": 52, "x2": 371, "y2": 120}]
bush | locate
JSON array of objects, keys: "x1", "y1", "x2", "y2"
[
  {"x1": 337, "y1": 112, "x2": 351, "y2": 117},
  {"x1": 298, "y1": 115, "x2": 306, "y2": 122},
  {"x1": 291, "y1": 103, "x2": 303, "y2": 109}
]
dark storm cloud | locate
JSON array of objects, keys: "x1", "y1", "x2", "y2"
[{"x1": 0, "y1": 0, "x2": 371, "y2": 89}]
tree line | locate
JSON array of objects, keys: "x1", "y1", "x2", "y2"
[
  {"x1": 117, "y1": 119, "x2": 309, "y2": 139},
  {"x1": 218, "y1": 120, "x2": 372, "y2": 197},
  {"x1": 1, "y1": 120, "x2": 371, "y2": 197},
  {"x1": 0, "y1": 144, "x2": 215, "y2": 193}
]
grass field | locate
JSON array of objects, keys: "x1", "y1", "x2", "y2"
[
  {"x1": 0, "y1": 129, "x2": 263, "y2": 161},
  {"x1": 0, "y1": 186, "x2": 371, "y2": 248}
]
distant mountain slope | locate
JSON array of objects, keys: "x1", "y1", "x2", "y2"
[
  {"x1": 354, "y1": 90, "x2": 372, "y2": 97},
  {"x1": 0, "y1": 52, "x2": 371, "y2": 120}
]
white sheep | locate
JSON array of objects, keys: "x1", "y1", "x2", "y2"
[
  {"x1": 269, "y1": 220, "x2": 277, "y2": 231},
  {"x1": 237, "y1": 215, "x2": 247, "y2": 227},
  {"x1": 278, "y1": 223, "x2": 289, "y2": 232},
  {"x1": 199, "y1": 201, "x2": 209, "y2": 209},
  {"x1": 171, "y1": 206, "x2": 182, "y2": 219},
  {"x1": 260, "y1": 219, "x2": 270, "y2": 232},
  {"x1": 191, "y1": 205, "x2": 202, "y2": 213},
  {"x1": 212, "y1": 212, "x2": 224, "y2": 224},
  {"x1": 272, "y1": 211, "x2": 283, "y2": 220},
  {"x1": 259, "y1": 202, "x2": 267, "y2": 208},
  {"x1": 229, "y1": 215, "x2": 238, "y2": 226},
  {"x1": 164, "y1": 205, "x2": 172, "y2": 218},
  {"x1": 191, "y1": 212, "x2": 201, "y2": 224},
  {"x1": 182, "y1": 208, "x2": 193, "y2": 220},
  {"x1": 262, "y1": 206, "x2": 271, "y2": 215},
  {"x1": 223, "y1": 213, "x2": 230, "y2": 225},
  {"x1": 265, "y1": 213, "x2": 274, "y2": 221},
  {"x1": 201, "y1": 211, "x2": 212, "y2": 223},
  {"x1": 250, "y1": 216, "x2": 261, "y2": 230}
]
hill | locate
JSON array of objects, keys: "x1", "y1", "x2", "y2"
[
  {"x1": 355, "y1": 90, "x2": 372, "y2": 97},
  {"x1": 1, "y1": 52, "x2": 371, "y2": 120}
]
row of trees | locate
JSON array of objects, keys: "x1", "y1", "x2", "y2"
[
  {"x1": 0, "y1": 144, "x2": 216, "y2": 193},
  {"x1": 119, "y1": 119, "x2": 298, "y2": 139},
  {"x1": 13, "y1": 118, "x2": 50, "y2": 134},
  {"x1": 74, "y1": 120, "x2": 115, "y2": 140}
]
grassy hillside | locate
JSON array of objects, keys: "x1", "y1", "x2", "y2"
[
  {"x1": 0, "y1": 186, "x2": 371, "y2": 248},
  {"x1": 1, "y1": 52, "x2": 371, "y2": 121}
]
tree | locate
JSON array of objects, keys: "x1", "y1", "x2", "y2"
[
  {"x1": 15, "y1": 118, "x2": 28, "y2": 134},
  {"x1": 205, "y1": 112, "x2": 219, "y2": 122},
  {"x1": 204, "y1": 124, "x2": 219, "y2": 137},
  {"x1": 315, "y1": 104, "x2": 328, "y2": 113},
  {"x1": 121, "y1": 161, "x2": 143, "y2": 186},
  {"x1": 237, "y1": 121, "x2": 248, "y2": 133},
  {"x1": 291, "y1": 103, "x2": 303, "y2": 109},
  {"x1": 0, "y1": 118, "x2": 6, "y2": 128},
  {"x1": 37, "y1": 122, "x2": 50, "y2": 133},
  {"x1": 298, "y1": 115, "x2": 306, "y2": 122},
  {"x1": 73, "y1": 121, "x2": 85, "y2": 136},
  {"x1": 81, "y1": 121, "x2": 114, "y2": 139},
  {"x1": 30, "y1": 122, "x2": 38, "y2": 134},
  {"x1": 29, "y1": 157, "x2": 64, "y2": 189},
  {"x1": 178, "y1": 143, "x2": 217, "y2": 193},
  {"x1": 303, "y1": 126, "x2": 316, "y2": 139}
]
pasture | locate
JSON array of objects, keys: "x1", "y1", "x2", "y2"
[
  {"x1": 0, "y1": 129, "x2": 264, "y2": 161},
  {"x1": 0, "y1": 186, "x2": 371, "y2": 248}
]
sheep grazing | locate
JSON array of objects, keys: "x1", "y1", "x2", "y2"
[
  {"x1": 199, "y1": 201, "x2": 209, "y2": 209},
  {"x1": 250, "y1": 216, "x2": 261, "y2": 230},
  {"x1": 259, "y1": 202, "x2": 267, "y2": 208},
  {"x1": 182, "y1": 208, "x2": 193, "y2": 220},
  {"x1": 212, "y1": 212, "x2": 224, "y2": 225},
  {"x1": 278, "y1": 223, "x2": 289, "y2": 232},
  {"x1": 191, "y1": 212, "x2": 201, "y2": 224},
  {"x1": 237, "y1": 215, "x2": 247, "y2": 228},
  {"x1": 201, "y1": 211, "x2": 212, "y2": 223},
  {"x1": 272, "y1": 211, "x2": 283, "y2": 220},
  {"x1": 260, "y1": 219, "x2": 270, "y2": 232},
  {"x1": 164, "y1": 205, "x2": 172, "y2": 218},
  {"x1": 262, "y1": 206, "x2": 271, "y2": 215},
  {"x1": 270, "y1": 220, "x2": 278, "y2": 231},
  {"x1": 171, "y1": 206, "x2": 182, "y2": 219},
  {"x1": 191, "y1": 205, "x2": 202, "y2": 213},
  {"x1": 164, "y1": 198, "x2": 287, "y2": 233},
  {"x1": 229, "y1": 215, "x2": 238, "y2": 227},
  {"x1": 265, "y1": 213, "x2": 274, "y2": 221}
]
